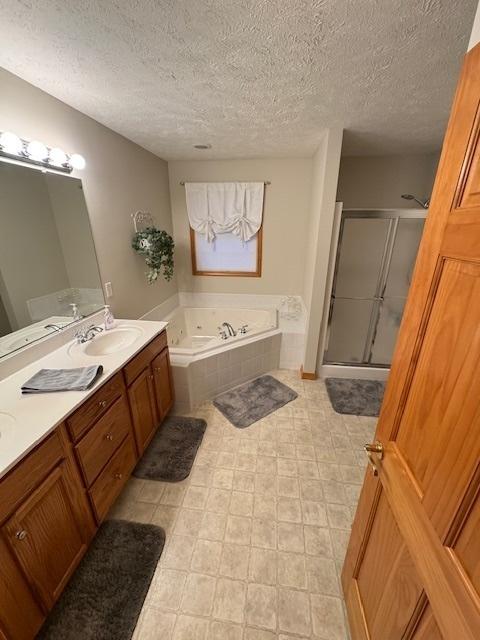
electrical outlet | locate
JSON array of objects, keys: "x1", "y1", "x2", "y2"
[{"x1": 104, "y1": 281, "x2": 113, "y2": 298}]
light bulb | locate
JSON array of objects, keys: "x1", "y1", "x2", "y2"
[
  {"x1": 49, "y1": 147, "x2": 67, "y2": 166},
  {"x1": 0, "y1": 131, "x2": 23, "y2": 155},
  {"x1": 27, "y1": 140, "x2": 48, "y2": 161},
  {"x1": 69, "y1": 153, "x2": 86, "y2": 170}
]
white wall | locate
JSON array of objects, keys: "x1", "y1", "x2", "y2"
[
  {"x1": 336, "y1": 153, "x2": 439, "y2": 210},
  {"x1": 302, "y1": 129, "x2": 343, "y2": 374},
  {"x1": 469, "y1": 1, "x2": 480, "y2": 49},
  {"x1": 168, "y1": 158, "x2": 312, "y2": 296},
  {"x1": 0, "y1": 68, "x2": 177, "y2": 320}
]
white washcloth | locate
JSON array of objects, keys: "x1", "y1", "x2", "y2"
[{"x1": 185, "y1": 182, "x2": 264, "y2": 242}]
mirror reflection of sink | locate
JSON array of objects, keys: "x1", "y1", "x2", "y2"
[
  {"x1": 0, "y1": 412, "x2": 16, "y2": 443},
  {"x1": 69, "y1": 326, "x2": 144, "y2": 358}
]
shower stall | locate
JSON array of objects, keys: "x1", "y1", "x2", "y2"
[{"x1": 324, "y1": 208, "x2": 427, "y2": 369}]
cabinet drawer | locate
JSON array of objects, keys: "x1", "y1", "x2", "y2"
[
  {"x1": 75, "y1": 394, "x2": 133, "y2": 487},
  {"x1": 123, "y1": 331, "x2": 168, "y2": 386},
  {"x1": 0, "y1": 430, "x2": 64, "y2": 525},
  {"x1": 66, "y1": 372, "x2": 124, "y2": 442},
  {"x1": 88, "y1": 434, "x2": 136, "y2": 523}
]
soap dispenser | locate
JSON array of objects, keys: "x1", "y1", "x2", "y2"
[
  {"x1": 104, "y1": 304, "x2": 115, "y2": 330},
  {"x1": 70, "y1": 303, "x2": 82, "y2": 321}
]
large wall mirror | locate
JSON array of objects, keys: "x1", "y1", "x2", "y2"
[{"x1": 0, "y1": 162, "x2": 104, "y2": 358}]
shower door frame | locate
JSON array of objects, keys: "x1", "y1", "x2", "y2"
[{"x1": 324, "y1": 208, "x2": 427, "y2": 368}]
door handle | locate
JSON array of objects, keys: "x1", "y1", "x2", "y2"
[{"x1": 364, "y1": 441, "x2": 384, "y2": 476}]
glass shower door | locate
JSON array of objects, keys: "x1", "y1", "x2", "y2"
[{"x1": 324, "y1": 210, "x2": 426, "y2": 367}]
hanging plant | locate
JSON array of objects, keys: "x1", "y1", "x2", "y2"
[{"x1": 132, "y1": 226, "x2": 174, "y2": 284}]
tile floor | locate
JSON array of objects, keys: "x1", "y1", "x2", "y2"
[{"x1": 108, "y1": 369, "x2": 377, "y2": 640}]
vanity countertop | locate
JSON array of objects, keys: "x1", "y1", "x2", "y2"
[{"x1": 0, "y1": 319, "x2": 168, "y2": 480}]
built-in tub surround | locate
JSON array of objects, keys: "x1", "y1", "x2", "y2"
[
  {"x1": 159, "y1": 306, "x2": 280, "y2": 412},
  {"x1": 0, "y1": 319, "x2": 167, "y2": 479}
]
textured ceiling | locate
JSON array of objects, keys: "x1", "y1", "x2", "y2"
[{"x1": 0, "y1": 1, "x2": 476, "y2": 159}]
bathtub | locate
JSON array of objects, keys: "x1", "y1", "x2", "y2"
[{"x1": 164, "y1": 306, "x2": 281, "y2": 411}]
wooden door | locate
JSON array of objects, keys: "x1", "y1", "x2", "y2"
[
  {"x1": 127, "y1": 366, "x2": 158, "y2": 454},
  {"x1": 152, "y1": 348, "x2": 174, "y2": 419},
  {"x1": 3, "y1": 463, "x2": 88, "y2": 610},
  {"x1": 343, "y1": 44, "x2": 480, "y2": 639}
]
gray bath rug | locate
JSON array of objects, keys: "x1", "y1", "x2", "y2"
[
  {"x1": 325, "y1": 377, "x2": 385, "y2": 417},
  {"x1": 37, "y1": 519, "x2": 165, "y2": 640},
  {"x1": 134, "y1": 415, "x2": 207, "y2": 482},
  {"x1": 213, "y1": 374, "x2": 298, "y2": 428}
]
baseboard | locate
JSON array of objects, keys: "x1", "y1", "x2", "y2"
[
  {"x1": 300, "y1": 365, "x2": 317, "y2": 380},
  {"x1": 320, "y1": 364, "x2": 390, "y2": 381}
]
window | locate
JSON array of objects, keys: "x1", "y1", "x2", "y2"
[{"x1": 190, "y1": 227, "x2": 262, "y2": 277}]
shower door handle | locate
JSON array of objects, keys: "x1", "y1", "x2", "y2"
[{"x1": 364, "y1": 441, "x2": 384, "y2": 476}]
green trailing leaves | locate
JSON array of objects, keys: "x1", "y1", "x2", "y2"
[{"x1": 132, "y1": 226, "x2": 174, "y2": 284}]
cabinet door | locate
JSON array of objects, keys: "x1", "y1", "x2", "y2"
[
  {"x1": 152, "y1": 348, "x2": 174, "y2": 419},
  {"x1": 3, "y1": 463, "x2": 89, "y2": 610},
  {"x1": 127, "y1": 367, "x2": 158, "y2": 455}
]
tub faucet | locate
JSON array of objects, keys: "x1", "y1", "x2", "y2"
[
  {"x1": 222, "y1": 322, "x2": 237, "y2": 337},
  {"x1": 217, "y1": 326, "x2": 229, "y2": 340}
]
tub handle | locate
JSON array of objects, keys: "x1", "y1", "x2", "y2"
[
  {"x1": 217, "y1": 326, "x2": 228, "y2": 340},
  {"x1": 238, "y1": 325, "x2": 249, "y2": 334}
]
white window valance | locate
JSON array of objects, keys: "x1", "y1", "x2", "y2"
[{"x1": 185, "y1": 182, "x2": 264, "y2": 242}]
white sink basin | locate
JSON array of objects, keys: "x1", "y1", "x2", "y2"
[
  {"x1": 0, "y1": 412, "x2": 16, "y2": 443},
  {"x1": 68, "y1": 326, "x2": 144, "y2": 358}
]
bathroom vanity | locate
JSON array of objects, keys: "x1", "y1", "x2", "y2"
[{"x1": 0, "y1": 322, "x2": 173, "y2": 640}]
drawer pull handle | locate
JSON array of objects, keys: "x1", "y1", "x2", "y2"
[
  {"x1": 154, "y1": 367, "x2": 161, "y2": 372},
  {"x1": 98, "y1": 400, "x2": 107, "y2": 409},
  {"x1": 148, "y1": 374, "x2": 154, "y2": 380},
  {"x1": 114, "y1": 473, "x2": 123, "y2": 480},
  {"x1": 15, "y1": 530, "x2": 28, "y2": 541},
  {"x1": 105, "y1": 433, "x2": 114, "y2": 441}
]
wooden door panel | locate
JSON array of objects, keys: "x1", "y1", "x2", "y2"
[
  {"x1": 451, "y1": 483, "x2": 480, "y2": 598},
  {"x1": 127, "y1": 367, "x2": 158, "y2": 455},
  {"x1": 152, "y1": 348, "x2": 174, "y2": 419},
  {"x1": 355, "y1": 490, "x2": 423, "y2": 639},
  {"x1": 454, "y1": 100, "x2": 480, "y2": 210},
  {"x1": 4, "y1": 464, "x2": 88, "y2": 609},
  {"x1": 413, "y1": 606, "x2": 443, "y2": 640}
]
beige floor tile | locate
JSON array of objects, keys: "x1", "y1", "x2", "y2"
[
  {"x1": 322, "y1": 480, "x2": 348, "y2": 504},
  {"x1": 277, "y1": 476, "x2": 300, "y2": 498},
  {"x1": 251, "y1": 519, "x2": 277, "y2": 549},
  {"x1": 295, "y1": 444, "x2": 316, "y2": 460},
  {"x1": 137, "y1": 481, "x2": 166, "y2": 504},
  {"x1": 278, "y1": 588, "x2": 311, "y2": 636},
  {"x1": 217, "y1": 451, "x2": 236, "y2": 468},
  {"x1": 327, "y1": 503, "x2": 353, "y2": 530},
  {"x1": 298, "y1": 460, "x2": 320, "y2": 479},
  {"x1": 219, "y1": 543, "x2": 250, "y2": 579},
  {"x1": 195, "y1": 450, "x2": 218, "y2": 467},
  {"x1": 277, "y1": 458, "x2": 298, "y2": 477},
  {"x1": 161, "y1": 484, "x2": 188, "y2": 507},
  {"x1": 213, "y1": 468, "x2": 234, "y2": 489},
  {"x1": 212, "y1": 578, "x2": 247, "y2": 623},
  {"x1": 256, "y1": 455, "x2": 277, "y2": 474},
  {"x1": 191, "y1": 539, "x2": 223, "y2": 574},
  {"x1": 244, "y1": 629, "x2": 276, "y2": 640},
  {"x1": 302, "y1": 500, "x2": 328, "y2": 526},
  {"x1": 248, "y1": 547, "x2": 277, "y2": 585},
  {"x1": 175, "y1": 508, "x2": 204, "y2": 536},
  {"x1": 300, "y1": 478, "x2": 324, "y2": 502},
  {"x1": 225, "y1": 515, "x2": 252, "y2": 545},
  {"x1": 233, "y1": 470, "x2": 255, "y2": 492},
  {"x1": 277, "y1": 497, "x2": 302, "y2": 523},
  {"x1": 229, "y1": 491, "x2": 254, "y2": 516},
  {"x1": 208, "y1": 620, "x2": 243, "y2": 640},
  {"x1": 173, "y1": 614, "x2": 209, "y2": 640},
  {"x1": 307, "y1": 557, "x2": 340, "y2": 596},
  {"x1": 134, "y1": 607, "x2": 176, "y2": 640},
  {"x1": 277, "y1": 551, "x2": 307, "y2": 589},
  {"x1": 183, "y1": 485, "x2": 209, "y2": 510},
  {"x1": 235, "y1": 453, "x2": 257, "y2": 471},
  {"x1": 245, "y1": 583, "x2": 277, "y2": 630},
  {"x1": 304, "y1": 525, "x2": 333, "y2": 557},
  {"x1": 163, "y1": 535, "x2": 196, "y2": 570},
  {"x1": 199, "y1": 511, "x2": 227, "y2": 541},
  {"x1": 181, "y1": 573, "x2": 216, "y2": 616},
  {"x1": 277, "y1": 522, "x2": 305, "y2": 553},
  {"x1": 151, "y1": 505, "x2": 178, "y2": 534},
  {"x1": 253, "y1": 494, "x2": 276, "y2": 519},
  {"x1": 150, "y1": 569, "x2": 187, "y2": 610},
  {"x1": 254, "y1": 474, "x2": 276, "y2": 496},
  {"x1": 258, "y1": 440, "x2": 277, "y2": 457},
  {"x1": 190, "y1": 466, "x2": 214, "y2": 487},
  {"x1": 310, "y1": 593, "x2": 347, "y2": 640},
  {"x1": 207, "y1": 488, "x2": 231, "y2": 513}
]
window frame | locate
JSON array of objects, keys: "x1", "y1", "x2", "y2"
[{"x1": 189, "y1": 225, "x2": 263, "y2": 277}]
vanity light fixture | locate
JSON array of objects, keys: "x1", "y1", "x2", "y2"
[{"x1": 0, "y1": 130, "x2": 86, "y2": 173}]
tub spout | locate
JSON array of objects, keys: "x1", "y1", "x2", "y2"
[{"x1": 222, "y1": 322, "x2": 237, "y2": 337}]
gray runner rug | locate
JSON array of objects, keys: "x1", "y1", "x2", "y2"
[
  {"x1": 37, "y1": 519, "x2": 165, "y2": 640},
  {"x1": 325, "y1": 377, "x2": 385, "y2": 417},
  {"x1": 134, "y1": 416, "x2": 207, "y2": 482},
  {"x1": 213, "y1": 374, "x2": 298, "y2": 428}
]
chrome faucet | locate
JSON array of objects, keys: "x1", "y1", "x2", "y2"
[
  {"x1": 74, "y1": 324, "x2": 103, "y2": 344},
  {"x1": 217, "y1": 326, "x2": 229, "y2": 340},
  {"x1": 237, "y1": 324, "x2": 248, "y2": 335},
  {"x1": 222, "y1": 322, "x2": 237, "y2": 337}
]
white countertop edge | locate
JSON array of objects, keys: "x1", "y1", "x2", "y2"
[{"x1": 0, "y1": 319, "x2": 168, "y2": 481}]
